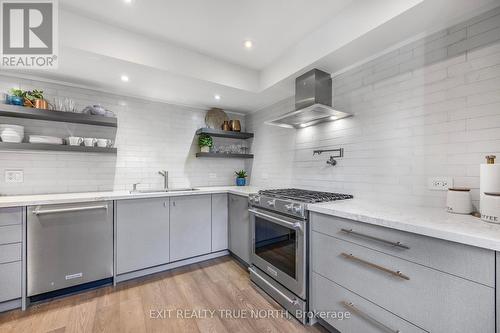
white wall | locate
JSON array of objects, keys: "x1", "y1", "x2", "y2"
[
  {"x1": 247, "y1": 8, "x2": 500, "y2": 208},
  {"x1": 0, "y1": 76, "x2": 244, "y2": 195}
]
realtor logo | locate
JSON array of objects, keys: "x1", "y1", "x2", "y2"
[{"x1": 1, "y1": 0, "x2": 58, "y2": 68}]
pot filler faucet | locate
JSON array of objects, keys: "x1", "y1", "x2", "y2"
[{"x1": 158, "y1": 170, "x2": 168, "y2": 190}]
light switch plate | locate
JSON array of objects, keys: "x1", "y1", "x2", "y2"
[
  {"x1": 427, "y1": 177, "x2": 453, "y2": 191},
  {"x1": 209, "y1": 173, "x2": 217, "y2": 179},
  {"x1": 5, "y1": 170, "x2": 23, "y2": 183}
]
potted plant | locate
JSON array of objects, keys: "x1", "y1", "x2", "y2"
[
  {"x1": 8, "y1": 88, "x2": 24, "y2": 106},
  {"x1": 24, "y1": 89, "x2": 48, "y2": 109},
  {"x1": 234, "y1": 170, "x2": 247, "y2": 186},
  {"x1": 198, "y1": 134, "x2": 213, "y2": 153}
]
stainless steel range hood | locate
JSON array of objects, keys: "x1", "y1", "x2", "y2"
[{"x1": 266, "y1": 69, "x2": 351, "y2": 128}]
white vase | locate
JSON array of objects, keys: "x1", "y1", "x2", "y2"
[{"x1": 200, "y1": 146, "x2": 210, "y2": 153}]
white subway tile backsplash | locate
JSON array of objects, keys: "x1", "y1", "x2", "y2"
[
  {"x1": 247, "y1": 9, "x2": 500, "y2": 208},
  {"x1": 0, "y1": 76, "x2": 245, "y2": 195}
]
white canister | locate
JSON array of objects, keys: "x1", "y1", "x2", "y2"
[
  {"x1": 446, "y1": 188, "x2": 473, "y2": 215},
  {"x1": 480, "y1": 164, "x2": 500, "y2": 197},
  {"x1": 481, "y1": 193, "x2": 500, "y2": 224}
]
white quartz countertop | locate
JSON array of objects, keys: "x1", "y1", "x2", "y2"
[
  {"x1": 0, "y1": 186, "x2": 259, "y2": 208},
  {"x1": 308, "y1": 199, "x2": 500, "y2": 251}
]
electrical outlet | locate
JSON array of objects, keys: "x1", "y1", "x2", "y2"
[
  {"x1": 5, "y1": 170, "x2": 23, "y2": 183},
  {"x1": 208, "y1": 173, "x2": 217, "y2": 179},
  {"x1": 427, "y1": 177, "x2": 453, "y2": 191}
]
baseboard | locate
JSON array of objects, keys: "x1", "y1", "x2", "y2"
[
  {"x1": 316, "y1": 318, "x2": 341, "y2": 333},
  {"x1": 228, "y1": 251, "x2": 250, "y2": 268},
  {"x1": 0, "y1": 298, "x2": 21, "y2": 313},
  {"x1": 115, "y1": 250, "x2": 229, "y2": 283}
]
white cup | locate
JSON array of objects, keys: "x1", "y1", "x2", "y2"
[
  {"x1": 96, "y1": 138, "x2": 111, "y2": 148},
  {"x1": 446, "y1": 188, "x2": 473, "y2": 214},
  {"x1": 83, "y1": 138, "x2": 96, "y2": 147},
  {"x1": 66, "y1": 136, "x2": 83, "y2": 146}
]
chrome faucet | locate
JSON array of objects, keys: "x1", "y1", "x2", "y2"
[{"x1": 158, "y1": 170, "x2": 168, "y2": 190}]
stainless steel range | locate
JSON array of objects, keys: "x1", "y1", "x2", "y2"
[{"x1": 248, "y1": 189, "x2": 353, "y2": 323}]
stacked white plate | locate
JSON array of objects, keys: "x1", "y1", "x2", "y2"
[
  {"x1": 28, "y1": 135, "x2": 63, "y2": 145},
  {"x1": 0, "y1": 124, "x2": 24, "y2": 143}
]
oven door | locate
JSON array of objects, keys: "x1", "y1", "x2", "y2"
[{"x1": 249, "y1": 207, "x2": 306, "y2": 299}]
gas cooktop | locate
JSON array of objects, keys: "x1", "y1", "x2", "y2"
[{"x1": 258, "y1": 188, "x2": 353, "y2": 203}]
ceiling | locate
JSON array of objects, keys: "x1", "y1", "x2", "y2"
[
  {"x1": 5, "y1": 0, "x2": 500, "y2": 113},
  {"x1": 60, "y1": 0, "x2": 354, "y2": 70}
]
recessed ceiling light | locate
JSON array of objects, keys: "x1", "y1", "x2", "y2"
[
  {"x1": 120, "y1": 75, "x2": 129, "y2": 82},
  {"x1": 299, "y1": 123, "x2": 306, "y2": 128},
  {"x1": 330, "y1": 116, "x2": 337, "y2": 120},
  {"x1": 244, "y1": 40, "x2": 253, "y2": 49},
  {"x1": 123, "y1": 0, "x2": 133, "y2": 4},
  {"x1": 214, "y1": 94, "x2": 221, "y2": 100}
]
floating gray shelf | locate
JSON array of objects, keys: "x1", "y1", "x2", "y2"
[
  {"x1": 0, "y1": 142, "x2": 117, "y2": 154},
  {"x1": 0, "y1": 104, "x2": 117, "y2": 128},
  {"x1": 196, "y1": 152, "x2": 253, "y2": 159},
  {"x1": 196, "y1": 128, "x2": 253, "y2": 139}
]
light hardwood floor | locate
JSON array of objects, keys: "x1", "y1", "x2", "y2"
[{"x1": 0, "y1": 256, "x2": 327, "y2": 333}]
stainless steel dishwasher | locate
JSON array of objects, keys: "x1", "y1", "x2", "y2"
[{"x1": 27, "y1": 201, "x2": 113, "y2": 297}]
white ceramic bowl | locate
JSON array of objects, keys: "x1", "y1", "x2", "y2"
[
  {"x1": 0, "y1": 124, "x2": 24, "y2": 131},
  {"x1": 0, "y1": 124, "x2": 24, "y2": 138},
  {"x1": 0, "y1": 133, "x2": 22, "y2": 143}
]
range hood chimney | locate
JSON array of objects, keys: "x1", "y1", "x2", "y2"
[{"x1": 266, "y1": 68, "x2": 351, "y2": 128}]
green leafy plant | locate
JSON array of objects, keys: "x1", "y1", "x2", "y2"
[
  {"x1": 24, "y1": 89, "x2": 44, "y2": 101},
  {"x1": 198, "y1": 134, "x2": 213, "y2": 148},
  {"x1": 234, "y1": 170, "x2": 247, "y2": 178},
  {"x1": 8, "y1": 88, "x2": 24, "y2": 97}
]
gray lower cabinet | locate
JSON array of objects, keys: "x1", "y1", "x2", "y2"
[
  {"x1": 0, "y1": 262, "x2": 22, "y2": 303},
  {"x1": 312, "y1": 273, "x2": 426, "y2": 333},
  {"x1": 211, "y1": 193, "x2": 228, "y2": 252},
  {"x1": 311, "y1": 212, "x2": 495, "y2": 333},
  {"x1": 116, "y1": 198, "x2": 170, "y2": 274},
  {"x1": 228, "y1": 194, "x2": 250, "y2": 264},
  {"x1": 170, "y1": 195, "x2": 212, "y2": 261},
  {"x1": 0, "y1": 207, "x2": 22, "y2": 304},
  {"x1": 497, "y1": 252, "x2": 500, "y2": 333}
]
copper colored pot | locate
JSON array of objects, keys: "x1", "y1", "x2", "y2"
[
  {"x1": 34, "y1": 99, "x2": 48, "y2": 109},
  {"x1": 222, "y1": 121, "x2": 231, "y2": 131},
  {"x1": 230, "y1": 120, "x2": 241, "y2": 132}
]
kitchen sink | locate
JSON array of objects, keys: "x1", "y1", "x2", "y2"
[
  {"x1": 130, "y1": 188, "x2": 199, "y2": 194},
  {"x1": 168, "y1": 188, "x2": 200, "y2": 192}
]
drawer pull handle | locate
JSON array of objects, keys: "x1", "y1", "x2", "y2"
[
  {"x1": 341, "y1": 253, "x2": 410, "y2": 280},
  {"x1": 341, "y1": 301, "x2": 401, "y2": 333},
  {"x1": 340, "y1": 228, "x2": 410, "y2": 250}
]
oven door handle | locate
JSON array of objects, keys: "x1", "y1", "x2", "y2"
[{"x1": 248, "y1": 208, "x2": 303, "y2": 232}]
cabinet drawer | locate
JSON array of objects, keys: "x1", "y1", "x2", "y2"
[
  {"x1": 312, "y1": 273, "x2": 426, "y2": 333},
  {"x1": 0, "y1": 207, "x2": 22, "y2": 226},
  {"x1": 0, "y1": 225, "x2": 22, "y2": 245},
  {"x1": 312, "y1": 231, "x2": 495, "y2": 333},
  {"x1": 311, "y1": 212, "x2": 494, "y2": 286},
  {"x1": 0, "y1": 261, "x2": 21, "y2": 302},
  {"x1": 0, "y1": 243, "x2": 21, "y2": 263}
]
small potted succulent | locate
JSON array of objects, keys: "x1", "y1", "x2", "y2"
[
  {"x1": 7, "y1": 88, "x2": 24, "y2": 106},
  {"x1": 234, "y1": 170, "x2": 247, "y2": 186},
  {"x1": 198, "y1": 134, "x2": 213, "y2": 153}
]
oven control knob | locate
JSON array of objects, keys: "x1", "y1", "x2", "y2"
[
  {"x1": 249, "y1": 197, "x2": 255, "y2": 203},
  {"x1": 254, "y1": 196, "x2": 261, "y2": 204},
  {"x1": 293, "y1": 205, "x2": 303, "y2": 214},
  {"x1": 285, "y1": 204, "x2": 293, "y2": 211},
  {"x1": 267, "y1": 200, "x2": 276, "y2": 207}
]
